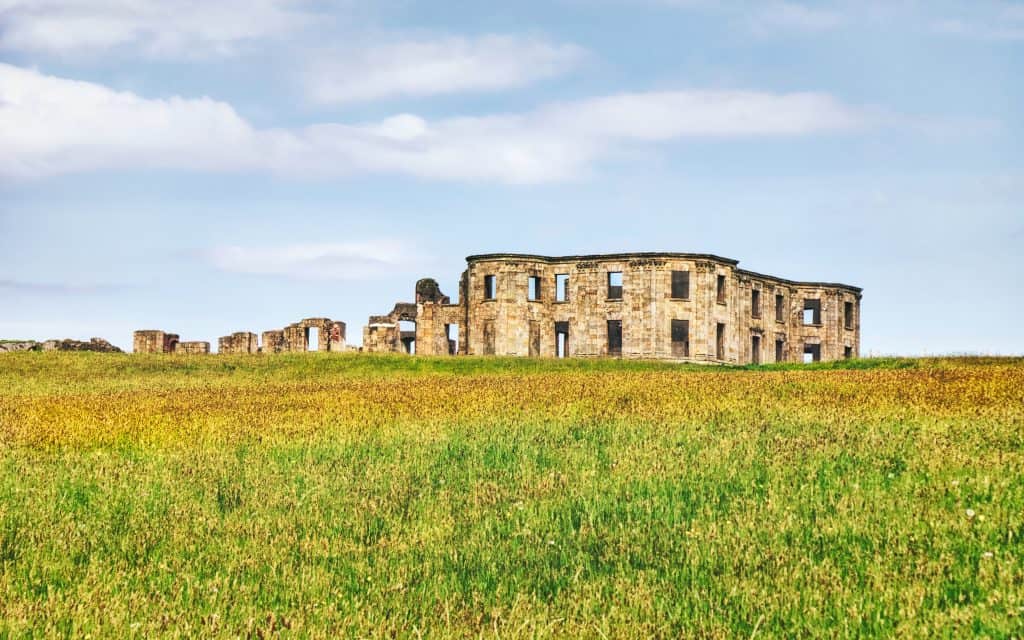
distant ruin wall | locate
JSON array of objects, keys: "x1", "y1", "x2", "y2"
[
  {"x1": 0, "y1": 338, "x2": 123, "y2": 353},
  {"x1": 219, "y1": 332, "x2": 259, "y2": 355},
  {"x1": 133, "y1": 330, "x2": 179, "y2": 354},
  {"x1": 174, "y1": 341, "x2": 210, "y2": 355},
  {"x1": 261, "y1": 330, "x2": 286, "y2": 354}
]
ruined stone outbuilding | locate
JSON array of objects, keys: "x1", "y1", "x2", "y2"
[
  {"x1": 362, "y1": 279, "x2": 461, "y2": 355},
  {"x1": 261, "y1": 318, "x2": 347, "y2": 354},
  {"x1": 133, "y1": 330, "x2": 210, "y2": 354},
  {"x1": 135, "y1": 318, "x2": 347, "y2": 354},
  {"x1": 363, "y1": 252, "x2": 862, "y2": 364}
]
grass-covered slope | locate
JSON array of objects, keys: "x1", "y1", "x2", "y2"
[{"x1": 1, "y1": 353, "x2": 1022, "y2": 637}]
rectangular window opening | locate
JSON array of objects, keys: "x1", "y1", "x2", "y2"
[
  {"x1": 775, "y1": 339, "x2": 785, "y2": 362},
  {"x1": 555, "y1": 321, "x2": 569, "y2": 358},
  {"x1": 306, "y1": 326, "x2": 319, "y2": 352},
  {"x1": 671, "y1": 319, "x2": 689, "y2": 358},
  {"x1": 844, "y1": 345, "x2": 853, "y2": 360},
  {"x1": 751, "y1": 335, "x2": 761, "y2": 365},
  {"x1": 399, "y1": 320, "x2": 416, "y2": 355},
  {"x1": 844, "y1": 301, "x2": 854, "y2": 330},
  {"x1": 528, "y1": 275, "x2": 540, "y2": 301},
  {"x1": 775, "y1": 294, "x2": 785, "y2": 323},
  {"x1": 671, "y1": 270, "x2": 690, "y2": 299},
  {"x1": 716, "y1": 275, "x2": 727, "y2": 304},
  {"x1": 607, "y1": 271, "x2": 623, "y2": 300},
  {"x1": 751, "y1": 289, "x2": 761, "y2": 319},
  {"x1": 484, "y1": 275, "x2": 496, "y2": 300},
  {"x1": 607, "y1": 320, "x2": 622, "y2": 356},
  {"x1": 555, "y1": 274, "x2": 569, "y2": 302},
  {"x1": 446, "y1": 323, "x2": 459, "y2": 355},
  {"x1": 803, "y1": 343, "x2": 821, "y2": 364},
  {"x1": 716, "y1": 323, "x2": 726, "y2": 360},
  {"x1": 803, "y1": 299, "x2": 821, "y2": 325}
]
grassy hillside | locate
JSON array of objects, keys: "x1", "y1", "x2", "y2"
[{"x1": 1, "y1": 353, "x2": 1022, "y2": 637}]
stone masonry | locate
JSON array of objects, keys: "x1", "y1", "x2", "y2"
[
  {"x1": 133, "y1": 330, "x2": 180, "y2": 354},
  {"x1": 0, "y1": 338, "x2": 123, "y2": 353},
  {"x1": 133, "y1": 330, "x2": 210, "y2": 354},
  {"x1": 175, "y1": 341, "x2": 211, "y2": 355},
  {"x1": 362, "y1": 252, "x2": 862, "y2": 364},
  {"x1": 130, "y1": 251, "x2": 860, "y2": 363},
  {"x1": 134, "y1": 319, "x2": 347, "y2": 354},
  {"x1": 219, "y1": 332, "x2": 259, "y2": 355}
]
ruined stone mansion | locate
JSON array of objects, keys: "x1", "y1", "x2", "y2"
[{"x1": 136, "y1": 252, "x2": 861, "y2": 364}]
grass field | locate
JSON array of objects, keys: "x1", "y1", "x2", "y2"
[{"x1": 0, "y1": 353, "x2": 1022, "y2": 638}]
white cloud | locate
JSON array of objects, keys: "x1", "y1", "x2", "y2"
[
  {"x1": 747, "y1": 2, "x2": 844, "y2": 33},
  {"x1": 205, "y1": 240, "x2": 431, "y2": 280},
  {"x1": 931, "y1": 3, "x2": 1024, "y2": 42},
  {"x1": 0, "y1": 63, "x2": 876, "y2": 183},
  {"x1": 643, "y1": 0, "x2": 845, "y2": 32},
  {"x1": 0, "y1": 0, "x2": 317, "y2": 57},
  {"x1": 304, "y1": 35, "x2": 587, "y2": 104}
]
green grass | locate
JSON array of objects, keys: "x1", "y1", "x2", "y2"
[{"x1": 0, "y1": 353, "x2": 1022, "y2": 637}]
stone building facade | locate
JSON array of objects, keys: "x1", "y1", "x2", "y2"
[{"x1": 363, "y1": 253, "x2": 861, "y2": 364}]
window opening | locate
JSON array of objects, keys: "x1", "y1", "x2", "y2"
[
  {"x1": 671, "y1": 271, "x2": 690, "y2": 299},
  {"x1": 608, "y1": 272, "x2": 623, "y2": 299}
]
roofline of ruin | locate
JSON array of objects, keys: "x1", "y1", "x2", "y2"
[
  {"x1": 734, "y1": 269, "x2": 863, "y2": 294},
  {"x1": 465, "y1": 252, "x2": 862, "y2": 294}
]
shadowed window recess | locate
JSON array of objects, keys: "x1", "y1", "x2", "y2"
[
  {"x1": 607, "y1": 320, "x2": 622, "y2": 355},
  {"x1": 671, "y1": 319, "x2": 689, "y2": 357},
  {"x1": 671, "y1": 270, "x2": 689, "y2": 299}
]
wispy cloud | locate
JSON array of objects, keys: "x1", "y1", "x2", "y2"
[
  {"x1": 0, "y1": 0, "x2": 319, "y2": 57},
  {"x1": 0, "y1": 63, "x2": 882, "y2": 183},
  {"x1": 0, "y1": 278, "x2": 125, "y2": 294},
  {"x1": 204, "y1": 240, "x2": 434, "y2": 281},
  {"x1": 746, "y1": 2, "x2": 845, "y2": 34},
  {"x1": 643, "y1": 0, "x2": 846, "y2": 33},
  {"x1": 304, "y1": 35, "x2": 587, "y2": 104},
  {"x1": 931, "y1": 4, "x2": 1024, "y2": 42}
]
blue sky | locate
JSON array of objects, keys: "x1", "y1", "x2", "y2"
[{"x1": 0, "y1": 0, "x2": 1021, "y2": 354}]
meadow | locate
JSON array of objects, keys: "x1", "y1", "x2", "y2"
[{"x1": 0, "y1": 353, "x2": 1021, "y2": 638}]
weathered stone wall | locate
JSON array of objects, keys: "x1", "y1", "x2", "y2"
[
  {"x1": 218, "y1": 332, "x2": 259, "y2": 355},
  {"x1": 363, "y1": 323, "x2": 401, "y2": 353},
  {"x1": 362, "y1": 303, "x2": 419, "y2": 354},
  {"x1": 1, "y1": 338, "x2": 122, "y2": 353},
  {"x1": 137, "y1": 317, "x2": 347, "y2": 356},
  {"x1": 449, "y1": 253, "x2": 860, "y2": 363},
  {"x1": 133, "y1": 330, "x2": 179, "y2": 354},
  {"x1": 174, "y1": 341, "x2": 210, "y2": 355},
  {"x1": 0, "y1": 341, "x2": 38, "y2": 353},
  {"x1": 261, "y1": 330, "x2": 286, "y2": 354},
  {"x1": 279, "y1": 318, "x2": 345, "y2": 352}
]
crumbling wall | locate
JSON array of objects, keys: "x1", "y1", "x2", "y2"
[
  {"x1": 280, "y1": 318, "x2": 345, "y2": 352},
  {"x1": 261, "y1": 330, "x2": 286, "y2": 354},
  {"x1": 174, "y1": 341, "x2": 210, "y2": 355},
  {"x1": 218, "y1": 332, "x2": 259, "y2": 355},
  {"x1": 133, "y1": 330, "x2": 179, "y2": 354},
  {"x1": 363, "y1": 322, "x2": 401, "y2": 353},
  {"x1": 361, "y1": 304, "x2": 418, "y2": 354},
  {"x1": 0, "y1": 338, "x2": 122, "y2": 353}
]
